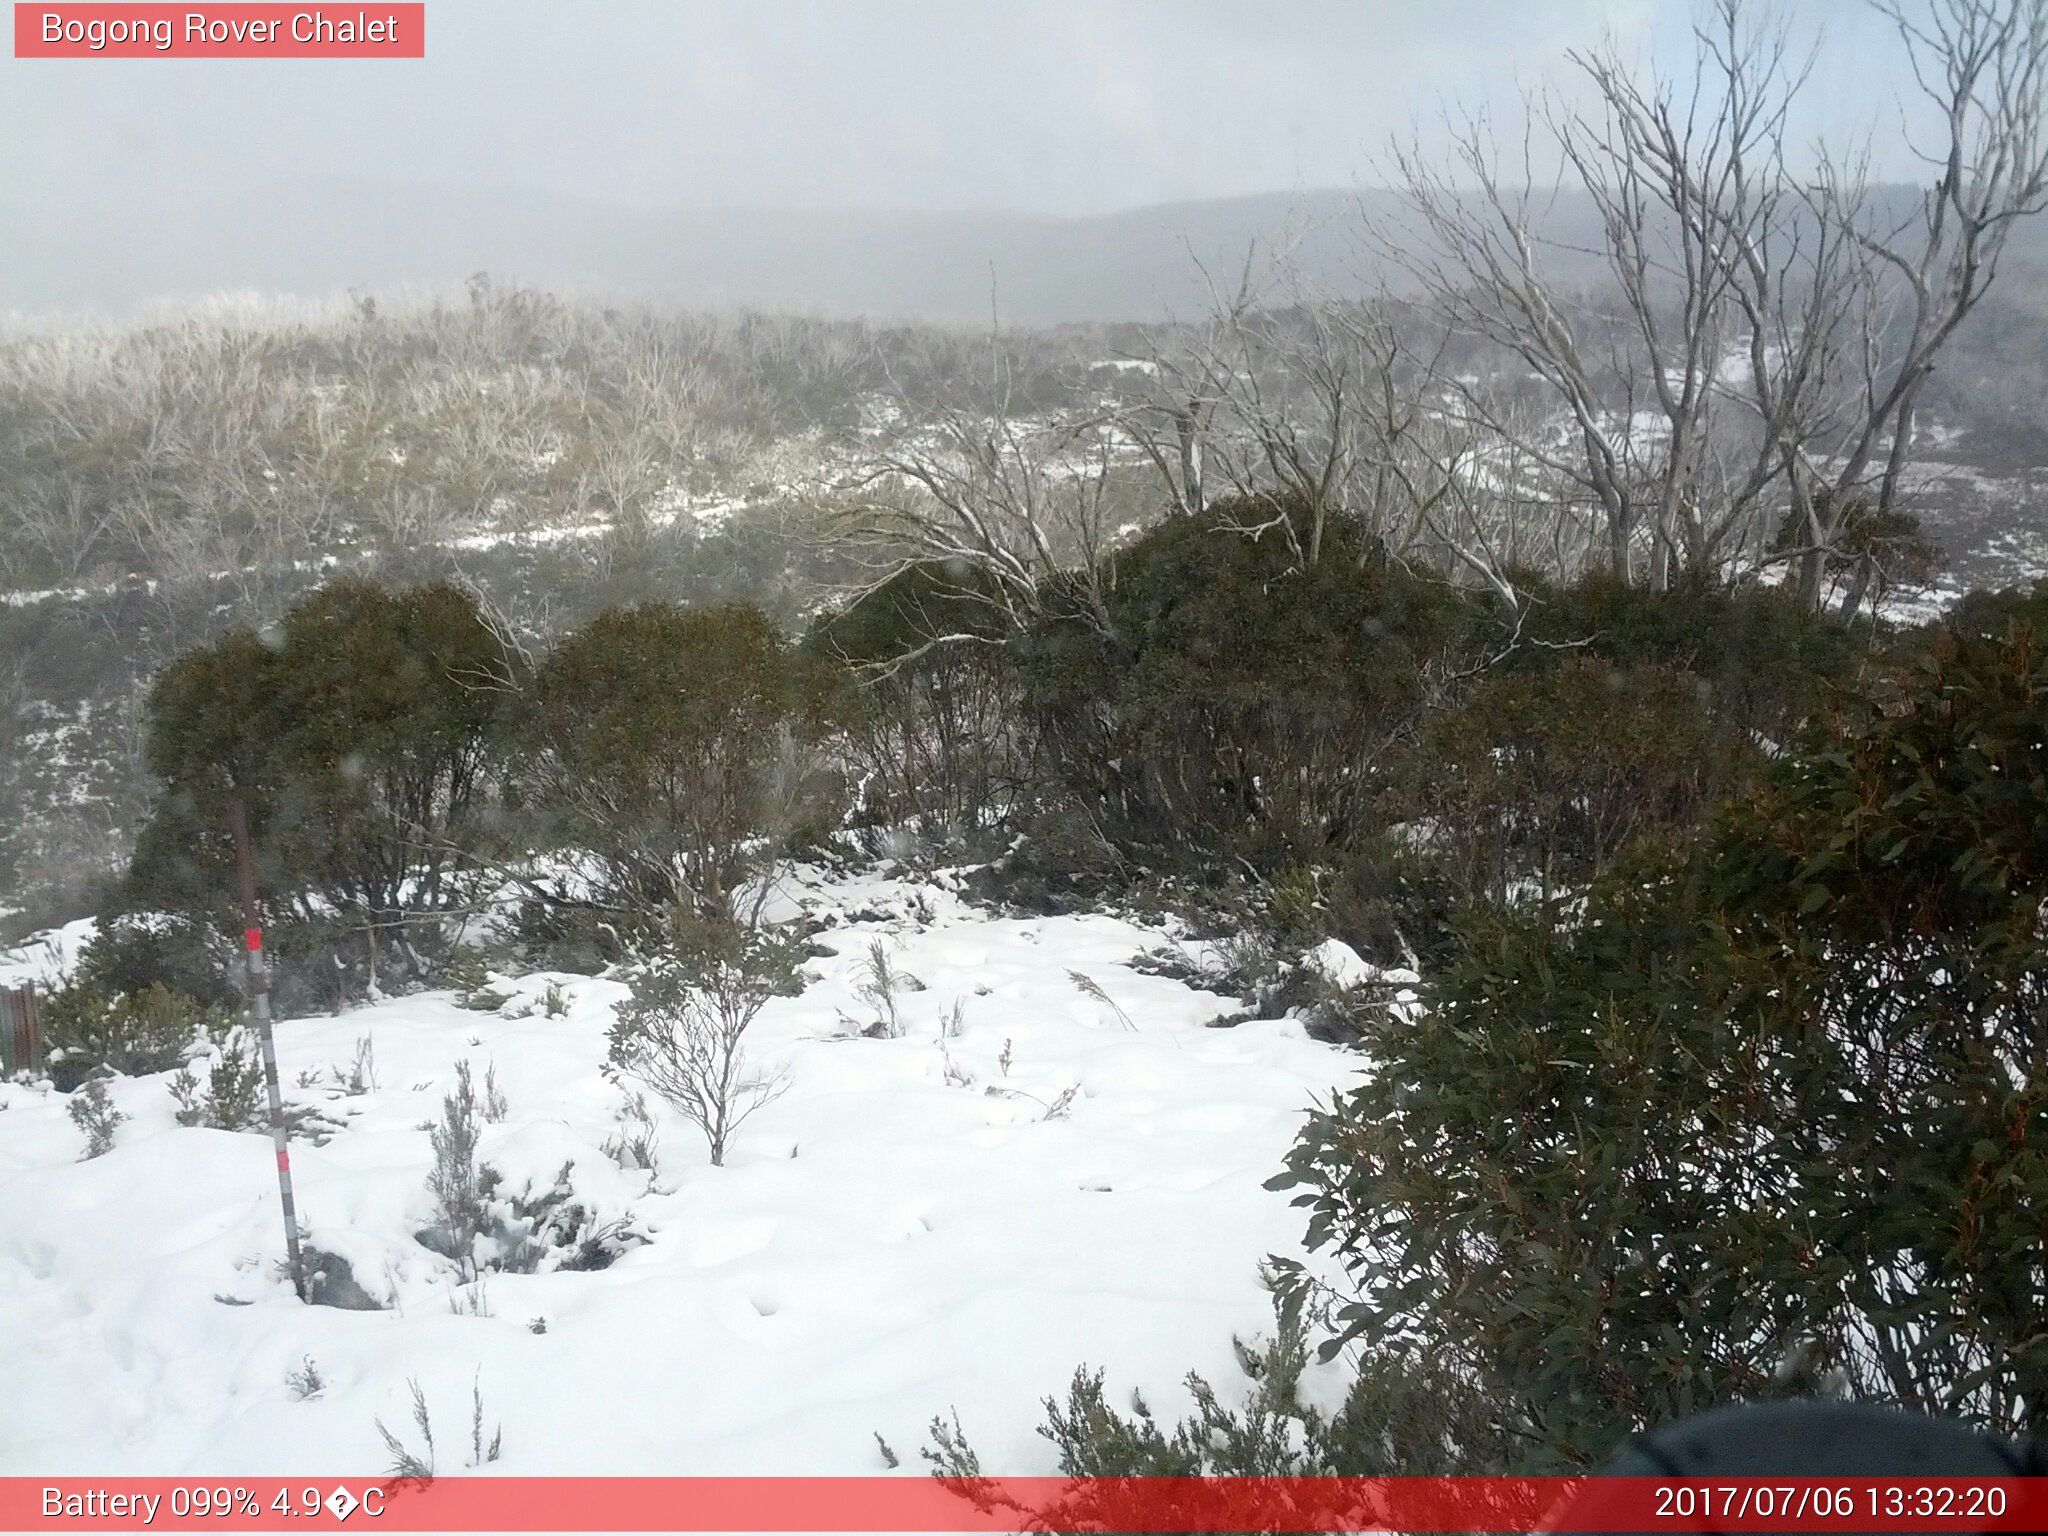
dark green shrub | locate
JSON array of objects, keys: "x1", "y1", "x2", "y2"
[
  {"x1": 1699, "y1": 620, "x2": 2048, "y2": 1436},
  {"x1": 1517, "y1": 570, "x2": 1862, "y2": 743},
  {"x1": 1382, "y1": 573, "x2": 1865, "y2": 912},
  {"x1": 521, "y1": 601, "x2": 844, "y2": 918},
  {"x1": 1270, "y1": 615, "x2": 2048, "y2": 1465},
  {"x1": 69, "y1": 915, "x2": 237, "y2": 1012},
  {"x1": 419, "y1": 1060, "x2": 488, "y2": 1279},
  {"x1": 130, "y1": 579, "x2": 520, "y2": 998},
  {"x1": 1315, "y1": 841, "x2": 1465, "y2": 972},
  {"x1": 1770, "y1": 493, "x2": 1946, "y2": 616},
  {"x1": 1021, "y1": 492, "x2": 1485, "y2": 868},
  {"x1": 1930, "y1": 578, "x2": 2048, "y2": 644},
  {"x1": 506, "y1": 898, "x2": 644, "y2": 975},
  {"x1": 168, "y1": 1025, "x2": 265, "y2": 1131},
  {"x1": 808, "y1": 560, "x2": 1024, "y2": 839},
  {"x1": 958, "y1": 794, "x2": 1128, "y2": 915},
  {"x1": 919, "y1": 1302, "x2": 1518, "y2": 1520},
  {"x1": 258, "y1": 578, "x2": 517, "y2": 919},
  {"x1": 67, "y1": 1079, "x2": 126, "y2": 1157},
  {"x1": 43, "y1": 981, "x2": 220, "y2": 1091},
  {"x1": 1272, "y1": 867, "x2": 1783, "y2": 1470},
  {"x1": 606, "y1": 912, "x2": 804, "y2": 1166},
  {"x1": 1413, "y1": 658, "x2": 1733, "y2": 905}
]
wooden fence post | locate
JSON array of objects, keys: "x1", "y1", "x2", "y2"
[{"x1": 0, "y1": 984, "x2": 41, "y2": 1079}]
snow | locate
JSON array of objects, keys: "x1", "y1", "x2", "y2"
[
  {"x1": 1303, "y1": 937, "x2": 1378, "y2": 991},
  {"x1": 443, "y1": 492, "x2": 755, "y2": 555},
  {"x1": 1301, "y1": 939, "x2": 1421, "y2": 1027},
  {"x1": 1, "y1": 586, "x2": 88, "y2": 608},
  {"x1": 0, "y1": 916, "x2": 97, "y2": 989},
  {"x1": 0, "y1": 866, "x2": 1359, "y2": 1476}
]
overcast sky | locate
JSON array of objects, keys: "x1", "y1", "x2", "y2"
[{"x1": 1, "y1": 0, "x2": 1925, "y2": 216}]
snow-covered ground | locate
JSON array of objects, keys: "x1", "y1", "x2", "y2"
[{"x1": 0, "y1": 866, "x2": 1362, "y2": 1476}]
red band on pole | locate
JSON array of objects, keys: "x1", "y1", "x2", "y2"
[
  {"x1": 245, "y1": 927, "x2": 263, "y2": 952},
  {"x1": 276, "y1": 1149, "x2": 291, "y2": 1173}
]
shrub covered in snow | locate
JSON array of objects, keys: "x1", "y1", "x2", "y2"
[
  {"x1": 418, "y1": 1060, "x2": 643, "y2": 1278},
  {"x1": 477, "y1": 1159, "x2": 642, "y2": 1274},
  {"x1": 443, "y1": 954, "x2": 511, "y2": 1012},
  {"x1": 599, "y1": 1089, "x2": 659, "y2": 1171},
  {"x1": 65, "y1": 1077, "x2": 125, "y2": 1158},
  {"x1": 167, "y1": 1024, "x2": 265, "y2": 1131},
  {"x1": 42, "y1": 980, "x2": 220, "y2": 1091}
]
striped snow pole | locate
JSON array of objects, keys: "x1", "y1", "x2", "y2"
[{"x1": 229, "y1": 796, "x2": 308, "y2": 1302}]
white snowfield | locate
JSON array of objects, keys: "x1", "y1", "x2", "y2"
[{"x1": 0, "y1": 867, "x2": 1368, "y2": 1477}]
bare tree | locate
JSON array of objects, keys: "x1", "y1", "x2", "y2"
[
  {"x1": 1786, "y1": 0, "x2": 2048, "y2": 607},
  {"x1": 1371, "y1": 0, "x2": 2048, "y2": 607},
  {"x1": 1376, "y1": 2, "x2": 1811, "y2": 588},
  {"x1": 1121, "y1": 246, "x2": 1438, "y2": 567},
  {"x1": 840, "y1": 334, "x2": 1131, "y2": 658}
]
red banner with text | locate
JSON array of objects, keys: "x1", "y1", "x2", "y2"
[
  {"x1": 4, "y1": 1476, "x2": 2046, "y2": 1532},
  {"x1": 14, "y1": 4, "x2": 423, "y2": 58}
]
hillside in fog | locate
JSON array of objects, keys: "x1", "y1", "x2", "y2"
[{"x1": 18, "y1": 179, "x2": 2043, "y2": 323}]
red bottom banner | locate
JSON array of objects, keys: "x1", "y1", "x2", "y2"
[{"x1": 4, "y1": 1476, "x2": 2043, "y2": 1533}]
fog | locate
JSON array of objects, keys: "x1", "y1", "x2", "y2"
[{"x1": 0, "y1": 1, "x2": 1953, "y2": 318}]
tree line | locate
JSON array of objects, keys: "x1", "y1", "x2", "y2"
[{"x1": 47, "y1": 477, "x2": 1948, "y2": 1033}]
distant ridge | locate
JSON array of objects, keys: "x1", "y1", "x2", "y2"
[
  {"x1": 0, "y1": 182, "x2": 1447, "y2": 322},
  {"x1": 4, "y1": 180, "x2": 2043, "y2": 324}
]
